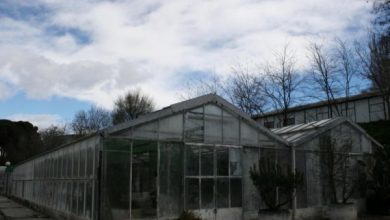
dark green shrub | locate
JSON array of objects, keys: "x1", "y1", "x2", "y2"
[
  {"x1": 364, "y1": 144, "x2": 390, "y2": 214},
  {"x1": 249, "y1": 157, "x2": 303, "y2": 211},
  {"x1": 177, "y1": 210, "x2": 201, "y2": 220}
]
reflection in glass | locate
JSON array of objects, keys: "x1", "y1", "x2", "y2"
[
  {"x1": 131, "y1": 141, "x2": 157, "y2": 219},
  {"x1": 186, "y1": 146, "x2": 199, "y2": 176},
  {"x1": 217, "y1": 148, "x2": 228, "y2": 176},
  {"x1": 231, "y1": 179, "x2": 242, "y2": 207},
  {"x1": 201, "y1": 178, "x2": 214, "y2": 209},
  {"x1": 230, "y1": 149, "x2": 242, "y2": 176},
  {"x1": 185, "y1": 178, "x2": 199, "y2": 209},
  {"x1": 201, "y1": 147, "x2": 214, "y2": 176},
  {"x1": 216, "y1": 178, "x2": 229, "y2": 208},
  {"x1": 159, "y1": 143, "x2": 183, "y2": 218}
]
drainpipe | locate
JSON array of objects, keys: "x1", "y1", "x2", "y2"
[{"x1": 291, "y1": 146, "x2": 296, "y2": 220}]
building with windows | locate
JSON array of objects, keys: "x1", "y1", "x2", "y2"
[
  {"x1": 6, "y1": 94, "x2": 381, "y2": 220},
  {"x1": 255, "y1": 92, "x2": 389, "y2": 129}
]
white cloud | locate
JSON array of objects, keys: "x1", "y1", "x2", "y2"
[
  {"x1": 0, "y1": 0, "x2": 373, "y2": 108},
  {"x1": 5, "y1": 113, "x2": 62, "y2": 130}
]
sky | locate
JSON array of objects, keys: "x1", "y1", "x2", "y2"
[{"x1": 0, "y1": 0, "x2": 373, "y2": 129}]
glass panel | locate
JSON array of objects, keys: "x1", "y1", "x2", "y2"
[
  {"x1": 68, "y1": 150, "x2": 73, "y2": 178},
  {"x1": 201, "y1": 146, "x2": 214, "y2": 176},
  {"x1": 86, "y1": 147, "x2": 94, "y2": 177},
  {"x1": 242, "y1": 147, "x2": 261, "y2": 212},
  {"x1": 80, "y1": 148, "x2": 86, "y2": 178},
  {"x1": 240, "y1": 122, "x2": 258, "y2": 146},
  {"x1": 186, "y1": 146, "x2": 199, "y2": 176},
  {"x1": 297, "y1": 151, "x2": 309, "y2": 208},
  {"x1": 230, "y1": 148, "x2": 242, "y2": 176},
  {"x1": 86, "y1": 181, "x2": 92, "y2": 218},
  {"x1": 216, "y1": 148, "x2": 228, "y2": 176},
  {"x1": 231, "y1": 179, "x2": 242, "y2": 207},
  {"x1": 159, "y1": 143, "x2": 184, "y2": 218},
  {"x1": 133, "y1": 121, "x2": 158, "y2": 140},
  {"x1": 78, "y1": 182, "x2": 84, "y2": 216},
  {"x1": 61, "y1": 182, "x2": 66, "y2": 210},
  {"x1": 72, "y1": 182, "x2": 78, "y2": 214},
  {"x1": 185, "y1": 107, "x2": 204, "y2": 142},
  {"x1": 185, "y1": 178, "x2": 199, "y2": 209},
  {"x1": 73, "y1": 148, "x2": 79, "y2": 178},
  {"x1": 159, "y1": 114, "x2": 183, "y2": 140},
  {"x1": 66, "y1": 182, "x2": 72, "y2": 212},
  {"x1": 222, "y1": 110, "x2": 239, "y2": 144},
  {"x1": 216, "y1": 178, "x2": 229, "y2": 208},
  {"x1": 131, "y1": 140, "x2": 157, "y2": 219},
  {"x1": 53, "y1": 154, "x2": 58, "y2": 178},
  {"x1": 204, "y1": 104, "x2": 222, "y2": 143},
  {"x1": 104, "y1": 138, "x2": 131, "y2": 151},
  {"x1": 105, "y1": 151, "x2": 130, "y2": 220},
  {"x1": 201, "y1": 178, "x2": 214, "y2": 209}
]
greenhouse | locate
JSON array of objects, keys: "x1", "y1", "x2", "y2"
[
  {"x1": 8, "y1": 94, "x2": 290, "y2": 220},
  {"x1": 6, "y1": 94, "x2": 381, "y2": 220},
  {"x1": 272, "y1": 117, "x2": 381, "y2": 218}
]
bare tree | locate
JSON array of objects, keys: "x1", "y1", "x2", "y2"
[
  {"x1": 334, "y1": 38, "x2": 360, "y2": 117},
  {"x1": 225, "y1": 64, "x2": 268, "y2": 116},
  {"x1": 308, "y1": 42, "x2": 341, "y2": 117},
  {"x1": 112, "y1": 89, "x2": 155, "y2": 125},
  {"x1": 319, "y1": 135, "x2": 362, "y2": 204},
  {"x1": 356, "y1": 32, "x2": 390, "y2": 120},
  {"x1": 40, "y1": 125, "x2": 68, "y2": 150},
  {"x1": 72, "y1": 106, "x2": 112, "y2": 136},
  {"x1": 72, "y1": 110, "x2": 88, "y2": 136},
  {"x1": 178, "y1": 72, "x2": 224, "y2": 100},
  {"x1": 263, "y1": 45, "x2": 304, "y2": 126}
]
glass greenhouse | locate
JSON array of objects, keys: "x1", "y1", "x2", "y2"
[
  {"x1": 7, "y1": 94, "x2": 380, "y2": 220},
  {"x1": 8, "y1": 94, "x2": 289, "y2": 220}
]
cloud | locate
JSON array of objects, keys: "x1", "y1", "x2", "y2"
[
  {"x1": 0, "y1": 82, "x2": 14, "y2": 101},
  {"x1": 5, "y1": 113, "x2": 62, "y2": 130},
  {"x1": 0, "y1": 0, "x2": 373, "y2": 108}
]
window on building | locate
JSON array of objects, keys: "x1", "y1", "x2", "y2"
[
  {"x1": 264, "y1": 121, "x2": 275, "y2": 129},
  {"x1": 369, "y1": 101, "x2": 385, "y2": 121},
  {"x1": 286, "y1": 117, "x2": 295, "y2": 126}
]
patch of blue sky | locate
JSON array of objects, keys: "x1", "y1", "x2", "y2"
[
  {"x1": 0, "y1": 0, "x2": 50, "y2": 22},
  {"x1": 0, "y1": 92, "x2": 91, "y2": 121},
  {"x1": 45, "y1": 25, "x2": 92, "y2": 45},
  {"x1": 168, "y1": 69, "x2": 215, "y2": 89}
]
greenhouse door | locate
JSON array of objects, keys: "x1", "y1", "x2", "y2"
[
  {"x1": 130, "y1": 140, "x2": 158, "y2": 220},
  {"x1": 102, "y1": 139, "x2": 157, "y2": 220},
  {"x1": 185, "y1": 144, "x2": 242, "y2": 220}
]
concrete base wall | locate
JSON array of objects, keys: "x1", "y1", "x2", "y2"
[
  {"x1": 9, "y1": 196, "x2": 88, "y2": 220},
  {"x1": 194, "y1": 208, "x2": 242, "y2": 220},
  {"x1": 325, "y1": 204, "x2": 358, "y2": 220},
  {"x1": 295, "y1": 207, "x2": 322, "y2": 220}
]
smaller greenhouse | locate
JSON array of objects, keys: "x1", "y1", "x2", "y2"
[{"x1": 272, "y1": 118, "x2": 381, "y2": 217}]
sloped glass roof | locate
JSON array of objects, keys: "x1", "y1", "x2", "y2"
[{"x1": 106, "y1": 94, "x2": 287, "y2": 147}]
